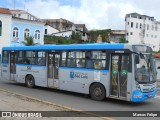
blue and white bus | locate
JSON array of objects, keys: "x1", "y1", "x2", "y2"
[{"x1": 1, "y1": 43, "x2": 158, "y2": 102}]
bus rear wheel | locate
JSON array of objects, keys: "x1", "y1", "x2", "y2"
[
  {"x1": 90, "y1": 83, "x2": 106, "y2": 101},
  {"x1": 25, "y1": 75, "x2": 35, "y2": 88}
]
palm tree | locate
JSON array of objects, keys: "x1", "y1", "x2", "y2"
[{"x1": 22, "y1": 36, "x2": 39, "y2": 46}]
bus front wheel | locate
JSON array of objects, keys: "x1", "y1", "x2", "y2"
[
  {"x1": 90, "y1": 83, "x2": 106, "y2": 101},
  {"x1": 25, "y1": 75, "x2": 35, "y2": 88}
]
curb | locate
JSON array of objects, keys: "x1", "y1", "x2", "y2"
[{"x1": 0, "y1": 88, "x2": 114, "y2": 120}]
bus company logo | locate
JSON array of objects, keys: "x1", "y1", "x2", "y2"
[
  {"x1": 70, "y1": 71, "x2": 75, "y2": 79},
  {"x1": 27, "y1": 66, "x2": 32, "y2": 70}
]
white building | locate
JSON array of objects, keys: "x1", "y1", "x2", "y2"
[
  {"x1": 52, "y1": 30, "x2": 72, "y2": 38},
  {"x1": 44, "y1": 24, "x2": 59, "y2": 35},
  {"x1": 125, "y1": 13, "x2": 160, "y2": 51},
  {"x1": 10, "y1": 10, "x2": 40, "y2": 21}
]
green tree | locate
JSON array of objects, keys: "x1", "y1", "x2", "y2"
[
  {"x1": 71, "y1": 31, "x2": 81, "y2": 41},
  {"x1": 22, "y1": 36, "x2": 38, "y2": 46},
  {"x1": 119, "y1": 38, "x2": 128, "y2": 43},
  {"x1": 89, "y1": 29, "x2": 111, "y2": 43}
]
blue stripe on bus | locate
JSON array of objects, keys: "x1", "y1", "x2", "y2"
[
  {"x1": 59, "y1": 67, "x2": 109, "y2": 72},
  {"x1": 2, "y1": 43, "x2": 125, "y2": 51},
  {"x1": 16, "y1": 64, "x2": 46, "y2": 68}
]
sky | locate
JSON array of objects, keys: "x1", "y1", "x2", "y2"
[{"x1": 0, "y1": 0, "x2": 160, "y2": 30}]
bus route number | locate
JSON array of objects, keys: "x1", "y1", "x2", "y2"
[{"x1": 27, "y1": 66, "x2": 32, "y2": 70}]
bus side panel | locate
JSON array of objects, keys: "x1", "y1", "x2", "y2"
[
  {"x1": 127, "y1": 72, "x2": 132, "y2": 101},
  {"x1": 16, "y1": 65, "x2": 47, "y2": 87},
  {"x1": 1, "y1": 64, "x2": 10, "y2": 80},
  {"x1": 59, "y1": 67, "x2": 109, "y2": 95}
]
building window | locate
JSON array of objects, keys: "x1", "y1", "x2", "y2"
[
  {"x1": 151, "y1": 35, "x2": 153, "y2": 38},
  {"x1": 128, "y1": 22, "x2": 129, "y2": 25},
  {"x1": 131, "y1": 22, "x2": 133, "y2": 28},
  {"x1": 136, "y1": 23, "x2": 138, "y2": 28},
  {"x1": 147, "y1": 24, "x2": 149, "y2": 30},
  {"x1": 155, "y1": 26, "x2": 157, "y2": 31},
  {"x1": 0, "y1": 20, "x2": 2, "y2": 36},
  {"x1": 35, "y1": 30, "x2": 40, "y2": 39},
  {"x1": 126, "y1": 33, "x2": 128, "y2": 36},
  {"x1": 140, "y1": 23, "x2": 142, "y2": 29},
  {"x1": 143, "y1": 24, "x2": 146, "y2": 29},
  {"x1": 146, "y1": 34, "x2": 149, "y2": 37},
  {"x1": 45, "y1": 29, "x2": 47, "y2": 34},
  {"x1": 155, "y1": 35, "x2": 157, "y2": 38},
  {"x1": 13, "y1": 27, "x2": 19, "y2": 38},
  {"x1": 24, "y1": 28, "x2": 30, "y2": 38},
  {"x1": 130, "y1": 32, "x2": 133, "y2": 35},
  {"x1": 152, "y1": 25, "x2": 154, "y2": 30}
]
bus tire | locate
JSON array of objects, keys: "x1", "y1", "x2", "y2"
[
  {"x1": 90, "y1": 83, "x2": 106, "y2": 101},
  {"x1": 25, "y1": 75, "x2": 35, "y2": 88}
]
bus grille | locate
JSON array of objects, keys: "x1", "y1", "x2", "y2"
[{"x1": 142, "y1": 89, "x2": 153, "y2": 92}]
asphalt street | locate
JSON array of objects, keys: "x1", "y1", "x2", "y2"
[{"x1": 0, "y1": 78, "x2": 160, "y2": 112}]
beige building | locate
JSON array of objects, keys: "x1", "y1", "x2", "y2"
[
  {"x1": 110, "y1": 30, "x2": 126, "y2": 43},
  {"x1": 43, "y1": 18, "x2": 89, "y2": 41}
]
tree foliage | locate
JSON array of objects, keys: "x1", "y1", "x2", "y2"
[
  {"x1": 71, "y1": 31, "x2": 81, "y2": 41},
  {"x1": 22, "y1": 36, "x2": 38, "y2": 46},
  {"x1": 44, "y1": 35, "x2": 81, "y2": 44},
  {"x1": 119, "y1": 38, "x2": 128, "y2": 43},
  {"x1": 89, "y1": 29, "x2": 111, "y2": 43}
]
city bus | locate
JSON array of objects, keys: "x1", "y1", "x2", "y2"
[{"x1": 1, "y1": 43, "x2": 158, "y2": 102}]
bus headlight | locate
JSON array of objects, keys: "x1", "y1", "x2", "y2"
[{"x1": 136, "y1": 84, "x2": 141, "y2": 91}]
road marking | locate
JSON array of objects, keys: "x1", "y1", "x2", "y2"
[{"x1": 0, "y1": 88, "x2": 114, "y2": 120}]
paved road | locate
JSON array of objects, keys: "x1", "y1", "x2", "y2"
[{"x1": 0, "y1": 79, "x2": 160, "y2": 113}]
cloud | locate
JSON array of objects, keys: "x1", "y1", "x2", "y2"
[{"x1": 6, "y1": 0, "x2": 158, "y2": 30}]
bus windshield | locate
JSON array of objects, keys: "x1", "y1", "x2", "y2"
[{"x1": 135, "y1": 53, "x2": 156, "y2": 83}]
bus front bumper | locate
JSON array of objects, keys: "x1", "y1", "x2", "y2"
[{"x1": 131, "y1": 89, "x2": 158, "y2": 102}]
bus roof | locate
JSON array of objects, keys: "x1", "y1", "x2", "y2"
[{"x1": 2, "y1": 43, "x2": 126, "y2": 51}]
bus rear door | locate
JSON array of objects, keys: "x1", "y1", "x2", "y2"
[
  {"x1": 47, "y1": 52, "x2": 60, "y2": 88},
  {"x1": 10, "y1": 52, "x2": 16, "y2": 81}
]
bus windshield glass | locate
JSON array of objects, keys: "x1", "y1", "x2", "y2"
[
  {"x1": 135, "y1": 53, "x2": 156, "y2": 83},
  {"x1": 133, "y1": 45, "x2": 156, "y2": 83}
]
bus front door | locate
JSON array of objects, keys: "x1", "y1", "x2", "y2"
[
  {"x1": 10, "y1": 52, "x2": 16, "y2": 81},
  {"x1": 110, "y1": 54, "x2": 129, "y2": 99},
  {"x1": 47, "y1": 52, "x2": 60, "y2": 88}
]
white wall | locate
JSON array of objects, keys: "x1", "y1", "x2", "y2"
[
  {"x1": 45, "y1": 25, "x2": 59, "y2": 35},
  {"x1": 53, "y1": 31, "x2": 72, "y2": 37},
  {"x1": 0, "y1": 14, "x2": 12, "y2": 53}
]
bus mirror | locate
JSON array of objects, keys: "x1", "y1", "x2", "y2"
[{"x1": 135, "y1": 55, "x2": 139, "y2": 64}]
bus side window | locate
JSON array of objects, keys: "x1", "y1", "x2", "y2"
[
  {"x1": 24, "y1": 59, "x2": 30, "y2": 64},
  {"x1": 86, "y1": 51, "x2": 92, "y2": 68},
  {"x1": 61, "y1": 51, "x2": 66, "y2": 67},
  {"x1": 17, "y1": 51, "x2": 23, "y2": 64},
  {"x1": 2, "y1": 51, "x2": 8, "y2": 63},
  {"x1": 67, "y1": 51, "x2": 76, "y2": 67},
  {"x1": 91, "y1": 51, "x2": 106, "y2": 70},
  {"x1": 24, "y1": 51, "x2": 36, "y2": 65},
  {"x1": 37, "y1": 51, "x2": 46, "y2": 66}
]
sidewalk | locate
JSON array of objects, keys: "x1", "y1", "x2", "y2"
[{"x1": 0, "y1": 89, "x2": 106, "y2": 120}]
